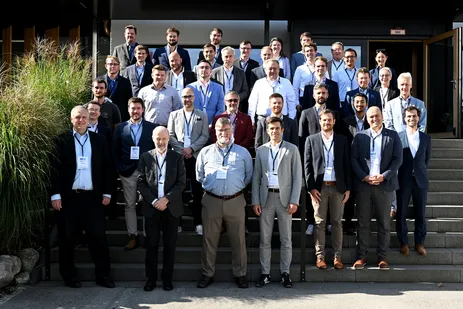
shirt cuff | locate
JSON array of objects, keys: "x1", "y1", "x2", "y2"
[
  {"x1": 51, "y1": 194, "x2": 61, "y2": 201},
  {"x1": 103, "y1": 194, "x2": 111, "y2": 199},
  {"x1": 152, "y1": 198, "x2": 158, "y2": 205}
]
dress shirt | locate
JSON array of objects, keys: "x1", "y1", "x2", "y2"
[
  {"x1": 355, "y1": 115, "x2": 365, "y2": 131},
  {"x1": 276, "y1": 56, "x2": 291, "y2": 80},
  {"x1": 315, "y1": 104, "x2": 326, "y2": 116},
  {"x1": 138, "y1": 83, "x2": 182, "y2": 125},
  {"x1": 330, "y1": 59, "x2": 344, "y2": 75},
  {"x1": 267, "y1": 141, "x2": 283, "y2": 188},
  {"x1": 322, "y1": 133, "x2": 336, "y2": 181},
  {"x1": 171, "y1": 68, "x2": 185, "y2": 94},
  {"x1": 224, "y1": 67, "x2": 234, "y2": 94},
  {"x1": 379, "y1": 87, "x2": 389, "y2": 108},
  {"x1": 332, "y1": 66, "x2": 359, "y2": 102},
  {"x1": 130, "y1": 120, "x2": 143, "y2": 146},
  {"x1": 369, "y1": 127, "x2": 383, "y2": 176},
  {"x1": 407, "y1": 129, "x2": 420, "y2": 158},
  {"x1": 156, "y1": 150, "x2": 167, "y2": 200},
  {"x1": 239, "y1": 59, "x2": 249, "y2": 71},
  {"x1": 248, "y1": 77, "x2": 297, "y2": 124},
  {"x1": 293, "y1": 63, "x2": 315, "y2": 98},
  {"x1": 183, "y1": 110, "x2": 194, "y2": 147},
  {"x1": 88, "y1": 122, "x2": 99, "y2": 133},
  {"x1": 164, "y1": 45, "x2": 177, "y2": 59},
  {"x1": 196, "y1": 143, "x2": 253, "y2": 196}
]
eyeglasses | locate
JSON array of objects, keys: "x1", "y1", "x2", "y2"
[
  {"x1": 106, "y1": 63, "x2": 120, "y2": 66},
  {"x1": 182, "y1": 95, "x2": 194, "y2": 99},
  {"x1": 240, "y1": 47, "x2": 251, "y2": 50},
  {"x1": 344, "y1": 56, "x2": 356, "y2": 59},
  {"x1": 379, "y1": 74, "x2": 391, "y2": 77},
  {"x1": 226, "y1": 99, "x2": 239, "y2": 102}
]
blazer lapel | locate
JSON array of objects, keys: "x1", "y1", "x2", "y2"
[
  {"x1": 68, "y1": 131, "x2": 77, "y2": 172},
  {"x1": 89, "y1": 132, "x2": 96, "y2": 170},
  {"x1": 381, "y1": 129, "x2": 388, "y2": 154}
]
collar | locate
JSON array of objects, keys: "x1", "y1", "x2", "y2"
[
  {"x1": 269, "y1": 140, "x2": 283, "y2": 150},
  {"x1": 224, "y1": 66, "x2": 233, "y2": 73},
  {"x1": 370, "y1": 126, "x2": 383, "y2": 137},
  {"x1": 129, "y1": 119, "x2": 142, "y2": 126},
  {"x1": 136, "y1": 62, "x2": 145, "y2": 69},
  {"x1": 322, "y1": 132, "x2": 334, "y2": 142},
  {"x1": 152, "y1": 83, "x2": 166, "y2": 91},
  {"x1": 73, "y1": 128, "x2": 89, "y2": 138},
  {"x1": 355, "y1": 114, "x2": 365, "y2": 123},
  {"x1": 155, "y1": 149, "x2": 167, "y2": 159}
]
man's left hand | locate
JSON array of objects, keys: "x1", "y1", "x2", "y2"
[
  {"x1": 287, "y1": 203, "x2": 298, "y2": 215},
  {"x1": 102, "y1": 196, "x2": 111, "y2": 206},
  {"x1": 154, "y1": 197, "x2": 169, "y2": 211}
]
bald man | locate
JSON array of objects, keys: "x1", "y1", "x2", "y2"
[
  {"x1": 165, "y1": 52, "x2": 197, "y2": 95},
  {"x1": 137, "y1": 126, "x2": 186, "y2": 292},
  {"x1": 350, "y1": 106, "x2": 402, "y2": 270}
]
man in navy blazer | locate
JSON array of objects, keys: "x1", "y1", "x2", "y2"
[
  {"x1": 343, "y1": 67, "x2": 381, "y2": 117},
  {"x1": 397, "y1": 106, "x2": 431, "y2": 256},
  {"x1": 111, "y1": 25, "x2": 151, "y2": 72},
  {"x1": 290, "y1": 32, "x2": 322, "y2": 79},
  {"x1": 351, "y1": 106, "x2": 402, "y2": 270},
  {"x1": 113, "y1": 97, "x2": 157, "y2": 251},
  {"x1": 152, "y1": 27, "x2": 192, "y2": 72},
  {"x1": 122, "y1": 45, "x2": 154, "y2": 97}
]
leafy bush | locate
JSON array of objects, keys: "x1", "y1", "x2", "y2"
[{"x1": 0, "y1": 39, "x2": 92, "y2": 254}]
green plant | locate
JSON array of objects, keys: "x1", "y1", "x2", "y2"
[{"x1": 0, "y1": 39, "x2": 92, "y2": 254}]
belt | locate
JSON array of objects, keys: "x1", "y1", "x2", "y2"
[
  {"x1": 323, "y1": 181, "x2": 336, "y2": 187},
  {"x1": 205, "y1": 190, "x2": 243, "y2": 200},
  {"x1": 268, "y1": 188, "x2": 280, "y2": 193},
  {"x1": 257, "y1": 114, "x2": 268, "y2": 118},
  {"x1": 72, "y1": 189, "x2": 93, "y2": 194}
]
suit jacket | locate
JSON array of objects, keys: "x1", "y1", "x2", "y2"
[
  {"x1": 384, "y1": 96, "x2": 427, "y2": 133},
  {"x1": 250, "y1": 65, "x2": 284, "y2": 90},
  {"x1": 197, "y1": 47, "x2": 223, "y2": 65},
  {"x1": 374, "y1": 86, "x2": 399, "y2": 109},
  {"x1": 302, "y1": 79, "x2": 340, "y2": 111},
  {"x1": 211, "y1": 66, "x2": 250, "y2": 102},
  {"x1": 98, "y1": 73, "x2": 133, "y2": 122},
  {"x1": 152, "y1": 45, "x2": 192, "y2": 71},
  {"x1": 233, "y1": 58, "x2": 260, "y2": 89},
  {"x1": 252, "y1": 141, "x2": 302, "y2": 207},
  {"x1": 370, "y1": 66, "x2": 398, "y2": 90},
  {"x1": 210, "y1": 111, "x2": 254, "y2": 148},
  {"x1": 50, "y1": 130, "x2": 111, "y2": 201},
  {"x1": 137, "y1": 149, "x2": 186, "y2": 218},
  {"x1": 112, "y1": 120, "x2": 157, "y2": 177},
  {"x1": 304, "y1": 132, "x2": 351, "y2": 193},
  {"x1": 168, "y1": 108, "x2": 209, "y2": 158},
  {"x1": 112, "y1": 42, "x2": 152, "y2": 72},
  {"x1": 121, "y1": 62, "x2": 154, "y2": 97},
  {"x1": 398, "y1": 130, "x2": 431, "y2": 189},
  {"x1": 343, "y1": 114, "x2": 370, "y2": 144},
  {"x1": 255, "y1": 115, "x2": 298, "y2": 149},
  {"x1": 165, "y1": 70, "x2": 197, "y2": 90},
  {"x1": 344, "y1": 88, "x2": 382, "y2": 117},
  {"x1": 186, "y1": 80, "x2": 225, "y2": 125},
  {"x1": 351, "y1": 128, "x2": 403, "y2": 192},
  {"x1": 94, "y1": 122, "x2": 114, "y2": 150},
  {"x1": 290, "y1": 51, "x2": 323, "y2": 78}
]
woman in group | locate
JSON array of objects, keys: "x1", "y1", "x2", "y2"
[
  {"x1": 270, "y1": 37, "x2": 291, "y2": 80},
  {"x1": 370, "y1": 49, "x2": 398, "y2": 90}
]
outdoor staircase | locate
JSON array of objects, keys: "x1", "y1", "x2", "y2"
[{"x1": 48, "y1": 138, "x2": 463, "y2": 283}]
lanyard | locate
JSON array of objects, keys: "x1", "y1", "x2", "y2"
[
  {"x1": 270, "y1": 143, "x2": 282, "y2": 172},
  {"x1": 380, "y1": 88, "x2": 388, "y2": 106},
  {"x1": 137, "y1": 69, "x2": 143, "y2": 85},
  {"x1": 240, "y1": 61, "x2": 248, "y2": 71},
  {"x1": 370, "y1": 132, "x2": 381, "y2": 152},
  {"x1": 333, "y1": 60, "x2": 343, "y2": 71},
  {"x1": 267, "y1": 78, "x2": 280, "y2": 93},
  {"x1": 217, "y1": 143, "x2": 234, "y2": 166},
  {"x1": 155, "y1": 155, "x2": 167, "y2": 179},
  {"x1": 88, "y1": 124, "x2": 98, "y2": 133},
  {"x1": 345, "y1": 68, "x2": 356, "y2": 89},
  {"x1": 200, "y1": 85, "x2": 209, "y2": 111},
  {"x1": 130, "y1": 122, "x2": 143, "y2": 146},
  {"x1": 74, "y1": 133, "x2": 89, "y2": 156},
  {"x1": 225, "y1": 71, "x2": 233, "y2": 90},
  {"x1": 183, "y1": 109, "x2": 195, "y2": 137},
  {"x1": 323, "y1": 139, "x2": 334, "y2": 167}
]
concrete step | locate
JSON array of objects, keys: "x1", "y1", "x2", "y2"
[
  {"x1": 431, "y1": 139, "x2": 463, "y2": 149},
  {"x1": 52, "y1": 246, "x2": 463, "y2": 265},
  {"x1": 427, "y1": 192, "x2": 463, "y2": 205},
  {"x1": 429, "y1": 180, "x2": 463, "y2": 192},
  {"x1": 428, "y1": 169, "x2": 463, "y2": 180},
  {"x1": 431, "y1": 148, "x2": 463, "y2": 159},
  {"x1": 47, "y1": 263, "x2": 463, "y2": 282},
  {"x1": 428, "y1": 158, "x2": 463, "y2": 169}
]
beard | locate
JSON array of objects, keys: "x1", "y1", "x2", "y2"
[{"x1": 169, "y1": 41, "x2": 178, "y2": 46}]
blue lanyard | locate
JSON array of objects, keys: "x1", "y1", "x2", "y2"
[
  {"x1": 345, "y1": 68, "x2": 356, "y2": 89},
  {"x1": 130, "y1": 122, "x2": 143, "y2": 146},
  {"x1": 74, "y1": 134, "x2": 89, "y2": 156},
  {"x1": 183, "y1": 110, "x2": 195, "y2": 137},
  {"x1": 200, "y1": 85, "x2": 209, "y2": 110}
]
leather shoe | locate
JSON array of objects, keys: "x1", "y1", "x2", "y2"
[
  {"x1": 144, "y1": 280, "x2": 156, "y2": 291},
  {"x1": 390, "y1": 210, "x2": 397, "y2": 218},
  {"x1": 333, "y1": 257, "x2": 344, "y2": 269},
  {"x1": 96, "y1": 277, "x2": 115, "y2": 288},
  {"x1": 415, "y1": 244, "x2": 427, "y2": 256},
  {"x1": 163, "y1": 282, "x2": 174, "y2": 291},
  {"x1": 378, "y1": 259, "x2": 390, "y2": 270},
  {"x1": 235, "y1": 275, "x2": 249, "y2": 288},
  {"x1": 64, "y1": 278, "x2": 82, "y2": 288},
  {"x1": 197, "y1": 275, "x2": 213, "y2": 288},
  {"x1": 400, "y1": 244, "x2": 410, "y2": 255},
  {"x1": 316, "y1": 257, "x2": 327, "y2": 269},
  {"x1": 353, "y1": 258, "x2": 367, "y2": 270},
  {"x1": 124, "y1": 234, "x2": 138, "y2": 251}
]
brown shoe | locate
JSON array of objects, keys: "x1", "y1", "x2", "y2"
[
  {"x1": 399, "y1": 244, "x2": 410, "y2": 255},
  {"x1": 378, "y1": 259, "x2": 390, "y2": 270},
  {"x1": 415, "y1": 244, "x2": 427, "y2": 256},
  {"x1": 353, "y1": 258, "x2": 367, "y2": 270},
  {"x1": 333, "y1": 257, "x2": 344, "y2": 269},
  {"x1": 390, "y1": 210, "x2": 396, "y2": 218},
  {"x1": 316, "y1": 257, "x2": 327, "y2": 269},
  {"x1": 124, "y1": 234, "x2": 138, "y2": 251}
]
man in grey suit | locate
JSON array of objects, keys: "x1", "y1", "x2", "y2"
[
  {"x1": 252, "y1": 116, "x2": 302, "y2": 288},
  {"x1": 167, "y1": 87, "x2": 209, "y2": 235},
  {"x1": 111, "y1": 25, "x2": 151, "y2": 72},
  {"x1": 305, "y1": 109, "x2": 351, "y2": 270},
  {"x1": 351, "y1": 106, "x2": 403, "y2": 270},
  {"x1": 121, "y1": 45, "x2": 153, "y2": 96}
]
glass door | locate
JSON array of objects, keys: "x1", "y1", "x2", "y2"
[{"x1": 424, "y1": 28, "x2": 462, "y2": 138}]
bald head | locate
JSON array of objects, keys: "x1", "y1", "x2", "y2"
[
  {"x1": 366, "y1": 106, "x2": 383, "y2": 131},
  {"x1": 152, "y1": 126, "x2": 170, "y2": 154},
  {"x1": 169, "y1": 51, "x2": 182, "y2": 73},
  {"x1": 181, "y1": 87, "x2": 195, "y2": 111}
]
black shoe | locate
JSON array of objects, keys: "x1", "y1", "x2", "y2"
[
  {"x1": 281, "y1": 272, "x2": 292, "y2": 288},
  {"x1": 163, "y1": 282, "x2": 174, "y2": 291},
  {"x1": 64, "y1": 278, "x2": 82, "y2": 288},
  {"x1": 235, "y1": 275, "x2": 249, "y2": 288},
  {"x1": 96, "y1": 276, "x2": 115, "y2": 288},
  {"x1": 197, "y1": 275, "x2": 213, "y2": 288},
  {"x1": 255, "y1": 274, "x2": 271, "y2": 287},
  {"x1": 144, "y1": 280, "x2": 156, "y2": 291}
]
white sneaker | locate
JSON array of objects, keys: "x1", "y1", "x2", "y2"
[
  {"x1": 195, "y1": 224, "x2": 203, "y2": 236},
  {"x1": 177, "y1": 226, "x2": 182, "y2": 233},
  {"x1": 305, "y1": 224, "x2": 314, "y2": 235}
]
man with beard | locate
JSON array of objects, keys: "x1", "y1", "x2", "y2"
[
  {"x1": 197, "y1": 28, "x2": 224, "y2": 65},
  {"x1": 166, "y1": 51, "x2": 197, "y2": 96},
  {"x1": 113, "y1": 97, "x2": 157, "y2": 251},
  {"x1": 90, "y1": 77, "x2": 122, "y2": 136},
  {"x1": 153, "y1": 27, "x2": 192, "y2": 71},
  {"x1": 195, "y1": 117, "x2": 253, "y2": 289}
]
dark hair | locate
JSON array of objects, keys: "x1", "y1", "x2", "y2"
[
  {"x1": 128, "y1": 97, "x2": 145, "y2": 109},
  {"x1": 240, "y1": 40, "x2": 252, "y2": 48},
  {"x1": 303, "y1": 42, "x2": 317, "y2": 51},
  {"x1": 124, "y1": 25, "x2": 137, "y2": 34},
  {"x1": 404, "y1": 105, "x2": 421, "y2": 118},
  {"x1": 300, "y1": 32, "x2": 313, "y2": 40},
  {"x1": 134, "y1": 44, "x2": 148, "y2": 54},
  {"x1": 266, "y1": 116, "x2": 283, "y2": 127},
  {"x1": 353, "y1": 93, "x2": 368, "y2": 104},
  {"x1": 269, "y1": 37, "x2": 287, "y2": 58},
  {"x1": 166, "y1": 27, "x2": 180, "y2": 36},
  {"x1": 92, "y1": 77, "x2": 107, "y2": 88},
  {"x1": 376, "y1": 49, "x2": 388, "y2": 56},
  {"x1": 269, "y1": 92, "x2": 284, "y2": 103},
  {"x1": 203, "y1": 43, "x2": 216, "y2": 51},
  {"x1": 210, "y1": 27, "x2": 223, "y2": 36},
  {"x1": 198, "y1": 59, "x2": 212, "y2": 68},
  {"x1": 319, "y1": 109, "x2": 336, "y2": 119},
  {"x1": 344, "y1": 48, "x2": 357, "y2": 57}
]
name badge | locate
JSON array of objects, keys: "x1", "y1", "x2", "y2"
[
  {"x1": 325, "y1": 167, "x2": 333, "y2": 178},
  {"x1": 268, "y1": 173, "x2": 278, "y2": 187},
  {"x1": 130, "y1": 146, "x2": 140, "y2": 160},
  {"x1": 217, "y1": 166, "x2": 228, "y2": 179},
  {"x1": 77, "y1": 156, "x2": 89, "y2": 170},
  {"x1": 346, "y1": 86, "x2": 351, "y2": 92}
]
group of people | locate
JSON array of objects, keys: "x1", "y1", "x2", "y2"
[{"x1": 49, "y1": 25, "x2": 431, "y2": 292}]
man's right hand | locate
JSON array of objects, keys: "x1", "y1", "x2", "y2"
[
  {"x1": 309, "y1": 189, "x2": 321, "y2": 203},
  {"x1": 253, "y1": 204, "x2": 262, "y2": 216},
  {"x1": 51, "y1": 199, "x2": 62, "y2": 211}
]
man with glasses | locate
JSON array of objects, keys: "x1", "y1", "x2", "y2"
[
  {"x1": 250, "y1": 46, "x2": 284, "y2": 90},
  {"x1": 374, "y1": 67, "x2": 399, "y2": 110},
  {"x1": 233, "y1": 40, "x2": 260, "y2": 113},
  {"x1": 327, "y1": 42, "x2": 345, "y2": 78},
  {"x1": 332, "y1": 48, "x2": 359, "y2": 118}
]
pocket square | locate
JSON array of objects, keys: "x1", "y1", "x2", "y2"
[{"x1": 196, "y1": 117, "x2": 202, "y2": 121}]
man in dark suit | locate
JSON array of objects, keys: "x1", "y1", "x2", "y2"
[
  {"x1": 50, "y1": 106, "x2": 114, "y2": 289},
  {"x1": 255, "y1": 93, "x2": 298, "y2": 149},
  {"x1": 165, "y1": 51, "x2": 197, "y2": 96},
  {"x1": 351, "y1": 106, "x2": 402, "y2": 270},
  {"x1": 397, "y1": 106, "x2": 431, "y2": 256},
  {"x1": 302, "y1": 78, "x2": 340, "y2": 111},
  {"x1": 343, "y1": 67, "x2": 381, "y2": 117},
  {"x1": 304, "y1": 109, "x2": 351, "y2": 270},
  {"x1": 111, "y1": 24, "x2": 151, "y2": 72},
  {"x1": 138, "y1": 126, "x2": 186, "y2": 292},
  {"x1": 122, "y1": 45, "x2": 154, "y2": 97},
  {"x1": 152, "y1": 27, "x2": 192, "y2": 71},
  {"x1": 98, "y1": 56, "x2": 133, "y2": 122},
  {"x1": 233, "y1": 40, "x2": 259, "y2": 113},
  {"x1": 250, "y1": 46, "x2": 284, "y2": 90},
  {"x1": 196, "y1": 27, "x2": 223, "y2": 65},
  {"x1": 85, "y1": 101, "x2": 113, "y2": 146},
  {"x1": 113, "y1": 97, "x2": 157, "y2": 251}
]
